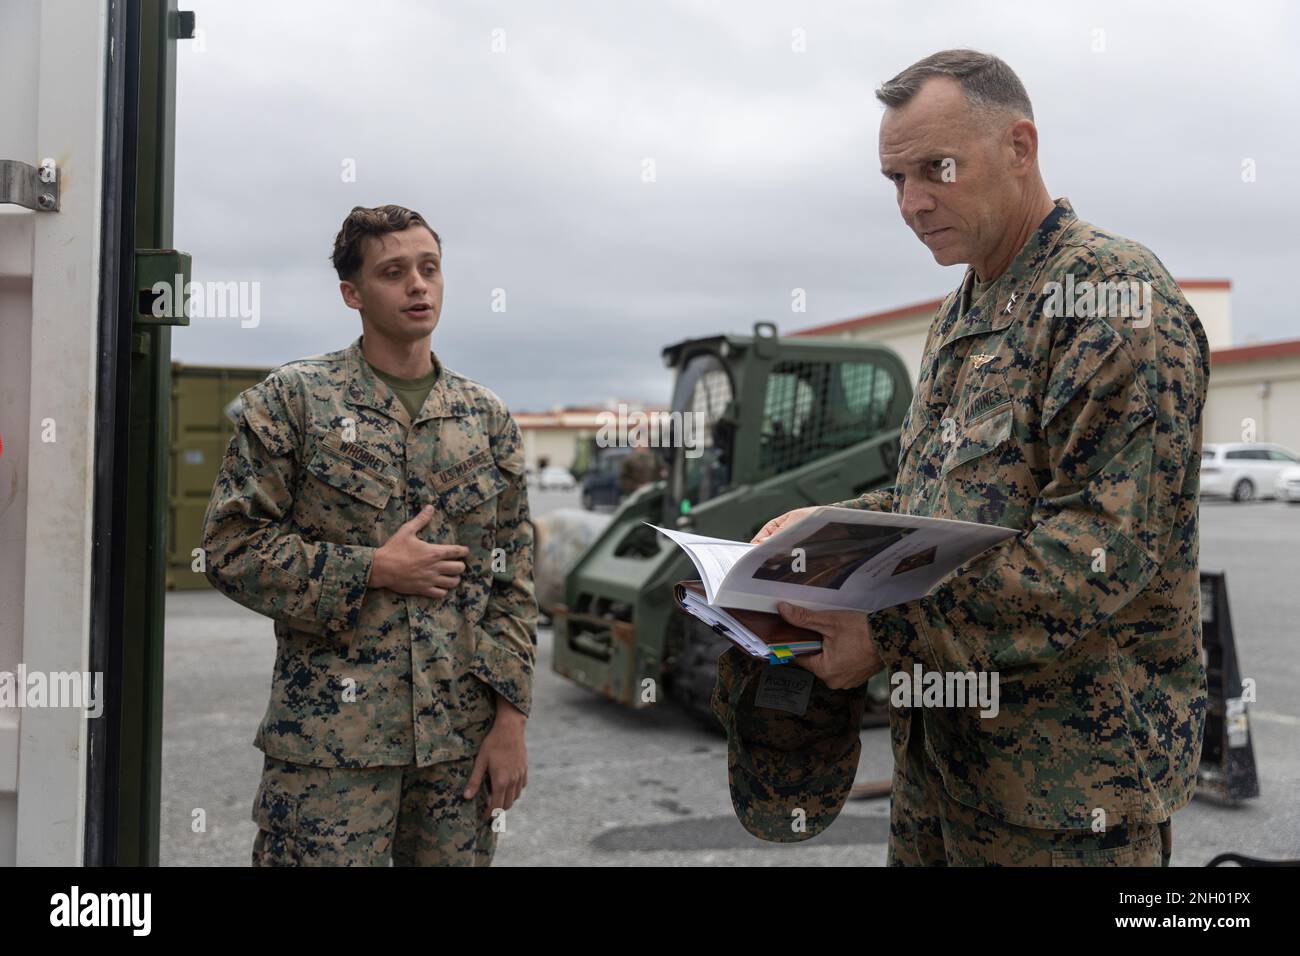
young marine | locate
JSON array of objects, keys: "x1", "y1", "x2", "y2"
[{"x1": 202, "y1": 204, "x2": 537, "y2": 866}]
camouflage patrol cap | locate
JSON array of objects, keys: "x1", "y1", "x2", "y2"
[{"x1": 710, "y1": 647, "x2": 864, "y2": 843}]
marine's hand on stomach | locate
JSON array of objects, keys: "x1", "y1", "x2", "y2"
[{"x1": 368, "y1": 504, "x2": 469, "y2": 598}]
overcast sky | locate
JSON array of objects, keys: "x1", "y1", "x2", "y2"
[{"x1": 172, "y1": 0, "x2": 1300, "y2": 411}]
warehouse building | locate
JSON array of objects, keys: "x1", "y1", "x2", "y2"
[
  {"x1": 514, "y1": 401, "x2": 668, "y2": 474},
  {"x1": 793, "y1": 280, "x2": 1300, "y2": 454}
]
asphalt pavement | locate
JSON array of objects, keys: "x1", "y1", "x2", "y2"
[{"x1": 159, "y1": 490, "x2": 1299, "y2": 866}]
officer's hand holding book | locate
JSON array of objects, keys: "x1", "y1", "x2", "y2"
[
  {"x1": 660, "y1": 506, "x2": 1014, "y2": 683},
  {"x1": 752, "y1": 509, "x2": 885, "y2": 689},
  {"x1": 368, "y1": 504, "x2": 470, "y2": 598},
  {"x1": 751, "y1": 506, "x2": 817, "y2": 544},
  {"x1": 774, "y1": 601, "x2": 884, "y2": 690}
]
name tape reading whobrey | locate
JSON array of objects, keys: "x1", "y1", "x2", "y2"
[{"x1": 338, "y1": 441, "x2": 388, "y2": 473}]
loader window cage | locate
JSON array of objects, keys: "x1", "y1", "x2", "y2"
[
  {"x1": 670, "y1": 352, "x2": 735, "y2": 508},
  {"x1": 757, "y1": 359, "x2": 895, "y2": 478}
]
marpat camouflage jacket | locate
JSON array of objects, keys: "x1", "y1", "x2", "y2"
[
  {"x1": 202, "y1": 336, "x2": 537, "y2": 768},
  {"x1": 833, "y1": 198, "x2": 1210, "y2": 829}
]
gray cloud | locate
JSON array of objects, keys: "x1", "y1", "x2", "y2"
[{"x1": 173, "y1": 0, "x2": 1300, "y2": 410}]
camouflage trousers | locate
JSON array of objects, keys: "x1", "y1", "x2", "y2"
[
  {"x1": 887, "y1": 711, "x2": 1172, "y2": 867},
  {"x1": 251, "y1": 754, "x2": 496, "y2": 867}
]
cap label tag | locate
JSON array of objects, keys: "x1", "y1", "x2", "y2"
[{"x1": 755, "y1": 667, "x2": 814, "y2": 716}]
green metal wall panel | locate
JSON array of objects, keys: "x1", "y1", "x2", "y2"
[{"x1": 167, "y1": 364, "x2": 271, "y2": 589}]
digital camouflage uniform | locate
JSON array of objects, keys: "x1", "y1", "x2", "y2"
[
  {"x1": 711, "y1": 648, "x2": 864, "y2": 843},
  {"x1": 713, "y1": 199, "x2": 1209, "y2": 865},
  {"x1": 618, "y1": 447, "x2": 663, "y2": 496},
  {"x1": 203, "y1": 336, "x2": 537, "y2": 866}
]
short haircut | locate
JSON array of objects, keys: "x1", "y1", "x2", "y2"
[
  {"x1": 876, "y1": 49, "x2": 1034, "y2": 121},
  {"x1": 330, "y1": 204, "x2": 441, "y2": 282}
]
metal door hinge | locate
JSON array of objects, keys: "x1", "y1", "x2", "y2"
[{"x1": 0, "y1": 158, "x2": 60, "y2": 211}]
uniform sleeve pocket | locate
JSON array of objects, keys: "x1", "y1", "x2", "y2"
[
  {"x1": 239, "y1": 381, "x2": 297, "y2": 458},
  {"x1": 1041, "y1": 318, "x2": 1122, "y2": 428},
  {"x1": 305, "y1": 443, "x2": 395, "y2": 510},
  {"x1": 898, "y1": 402, "x2": 926, "y2": 457},
  {"x1": 940, "y1": 406, "x2": 1013, "y2": 477}
]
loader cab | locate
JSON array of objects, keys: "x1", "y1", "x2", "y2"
[
  {"x1": 551, "y1": 321, "x2": 912, "y2": 710},
  {"x1": 662, "y1": 325, "x2": 903, "y2": 527}
]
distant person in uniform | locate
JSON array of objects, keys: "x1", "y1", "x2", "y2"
[
  {"x1": 618, "y1": 442, "x2": 664, "y2": 497},
  {"x1": 717, "y1": 50, "x2": 1209, "y2": 866},
  {"x1": 203, "y1": 204, "x2": 537, "y2": 866}
]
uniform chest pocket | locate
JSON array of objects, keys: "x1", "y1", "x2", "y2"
[
  {"x1": 940, "y1": 405, "x2": 1013, "y2": 477},
  {"x1": 439, "y1": 462, "x2": 508, "y2": 616},
  {"x1": 304, "y1": 441, "x2": 397, "y2": 511},
  {"x1": 438, "y1": 461, "x2": 508, "y2": 518}
]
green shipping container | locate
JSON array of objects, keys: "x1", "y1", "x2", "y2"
[{"x1": 168, "y1": 362, "x2": 272, "y2": 589}]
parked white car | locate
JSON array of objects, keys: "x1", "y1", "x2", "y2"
[
  {"x1": 1274, "y1": 465, "x2": 1300, "y2": 503},
  {"x1": 537, "y1": 466, "x2": 577, "y2": 490},
  {"x1": 1200, "y1": 443, "x2": 1300, "y2": 502}
]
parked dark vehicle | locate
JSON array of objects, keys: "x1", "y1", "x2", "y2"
[{"x1": 580, "y1": 448, "x2": 631, "y2": 510}]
